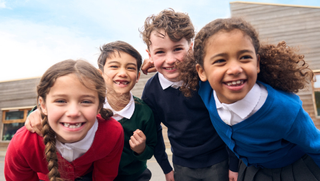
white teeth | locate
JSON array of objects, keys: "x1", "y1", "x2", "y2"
[
  {"x1": 227, "y1": 80, "x2": 244, "y2": 86},
  {"x1": 115, "y1": 81, "x2": 128, "y2": 85},
  {"x1": 63, "y1": 123, "x2": 82, "y2": 129},
  {"x1": 166, "y1": 67, "x2": 174, "y2": 70}
]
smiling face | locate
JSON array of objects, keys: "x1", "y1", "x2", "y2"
[
  {"x1": 148, "y1": 29, "x2": 192, "y2": 82},
  {"x1": 101, "y1": 51, "x2": 140, "y2": 96},
  {"x1": 39, "y1": 73, "x2": 99, "y2": 143},
  {"x1": 197, "y1": 29, "x2": 260, "y2": 104}
]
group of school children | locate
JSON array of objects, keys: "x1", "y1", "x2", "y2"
[{"x1": 4, "y1": 7, "x2": 320, "y2": 181}]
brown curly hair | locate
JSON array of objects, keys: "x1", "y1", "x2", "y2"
[
  {"x1": 139, "y1": 8, "x2": 195, "y2": 49},
  {"x1": 37, "y1": 59, "x2": 113, "y2": 181},
  {"x1": 179, "y1": 17, "x2": 313, "y2": 97}
]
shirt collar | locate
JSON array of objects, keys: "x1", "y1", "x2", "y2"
[
  {"x1": 103, "y1": 92, "x2": 135, "y2": 121},
  {"x1": 56, "y1": 119, "x2": 98, "y2": 162},
  {"x1": 214, "y1": 83, "x2": 261, "y2": 119},
  {"x1": 158, "y1": 73, "x2": 183, "y2": 90}
]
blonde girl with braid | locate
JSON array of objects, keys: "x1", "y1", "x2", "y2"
[{"x1": 5, "y1": 59, "x2": 124, "y2": 181}]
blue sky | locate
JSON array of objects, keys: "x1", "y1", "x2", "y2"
[{"x1": 0, "y1": 0, "x2": 319, "y2": 82}]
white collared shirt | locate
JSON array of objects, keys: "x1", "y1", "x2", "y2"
[
  {"x1": 214, "y1": 83, "x2": 268, "y2": 126},
  {"x1": 104, "y1": 92, "x2": 135, "y2": 121},
  {"x1": 158, "y1": 73, "x2": 183, "y2": 90},
  {"x1": 56, "y1": 119, "x2": 98, "y2": 162}
]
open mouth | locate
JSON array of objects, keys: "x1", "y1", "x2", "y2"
[
  {"x1": 164, "y1": 67, "x2": 175, "y2": 70},
  {"x1": 114, "y1": 81, "x2": 129, "y2": 85},
  {"x1": 225, "y1": 80, "x2": 245, "y2": 86},
  {"x1": 62, "y1": 123, "x2": 84, "y2": 129}
]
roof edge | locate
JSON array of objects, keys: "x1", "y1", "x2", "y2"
[
  {"x1": 230, "y1": 1, "x2": 320, "y2": 9},
  {"x1": 0, "y1": 76, "x2": 41, "y2": 83}
]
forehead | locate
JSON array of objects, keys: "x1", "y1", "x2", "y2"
[
  {"x1": 50, "y1": 73, "x2": 97, "y2": 95},
  {"x1": 149, "y1": 29, "x2": 189, "y2": 50},
  {"x1": 206, "y1": 29, "x2": 253, "y2": 48},
  {"x1": 105, "y1": 51, "x2": 137, "y2": 65}
]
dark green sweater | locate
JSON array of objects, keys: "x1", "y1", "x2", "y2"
[{"x1": 115, "y1": 96, "x2": 157, "y2": 181}]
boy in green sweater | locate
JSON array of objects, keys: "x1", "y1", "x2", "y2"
[{"x1": 25, "y1": 41, "x2": 157, "y2": 181}]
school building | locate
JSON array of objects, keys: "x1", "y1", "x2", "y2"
[{"x1": 0, "y1": 2, "x2": 319, "y2": 153}]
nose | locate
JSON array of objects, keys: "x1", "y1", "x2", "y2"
[
  {"x1": 226, "y1": 61, "x2": 243, "y2": 76},
  {"x1": 66, "y1": 103, "x2": 81, "y2": 117},
  {"x1": 166, "y1": 53, "x2": 176, "y2": 65},
  {"x1": 118, "y1": 67, "x2": 128, "y2": 77}
]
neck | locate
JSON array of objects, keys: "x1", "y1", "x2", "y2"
[{"x1": 107, "y1": 92, "x2": 131, "y2": 111}]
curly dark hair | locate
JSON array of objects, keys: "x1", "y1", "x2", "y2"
[
  {"x1": 38, "y1": 59, "x2": 113, "y2": 180},
  {"x1": 139, "y1": 8, "x2": 195, "y2": 49},
  {"x1": 179, "y1": 17, "x2": 313, "y2": 97}
]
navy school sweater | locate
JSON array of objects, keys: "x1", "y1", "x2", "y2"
[{"x1": 141, "y1": 73, "x2": 238, "y2": 174}]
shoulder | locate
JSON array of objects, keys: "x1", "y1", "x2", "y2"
[
  {"x1": 262, "y1": 82, "x2": 302, "y2": 107},
  {"x1": 132, "y1": 96, "x2": 154, "y2": 119},
  {"x1": 133, "y1": 97, "x2": 153, "y2": 112},
  {"x1": 97, "y1": 115, "x2": 123, "y2": 134},
  {"x1": 7, "y1": 127, "x2": 43, "y2": 157},
  {"x1": 144, "y1": 73, "x2": 159, "y2": 89}
]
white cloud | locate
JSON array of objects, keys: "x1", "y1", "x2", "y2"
[
  {"x1": 0, "y1": 0, "x2": 6, "y2": 8},
  {"x1": 0, "y1": 19, "x2": 105, "y2": 81}
]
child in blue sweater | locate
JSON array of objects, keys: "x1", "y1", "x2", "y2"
[{"x1": 179, "y1": 17, "x2": 320, "y2": 181}]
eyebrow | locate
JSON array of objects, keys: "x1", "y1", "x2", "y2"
[
  {"x1": 209, "y1": 49, "x2": 254, "y2": 60},
  {"x1": 51, "y1": 94, "x2": 96, "y2": 98}
]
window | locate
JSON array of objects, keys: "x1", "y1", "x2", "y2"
[
  {"x1": 313, "y1": 73, "x2": 320, "y2": 117},
  {"x1": 2, "y1": 107, "x2": 33, "y2": 141}
]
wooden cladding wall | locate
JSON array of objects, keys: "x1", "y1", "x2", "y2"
[
  {"x1": 0, "y1": 78, "x2": 39, "y2": 139},
  {"x1": 230, "y1": 2, "x2": 320, "y2": 127}
]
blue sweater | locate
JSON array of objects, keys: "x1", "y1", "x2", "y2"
[
  {"x1": 142, "y1": 73, "x2": 238, "y2": 174},
  {"x1": 199, "y1": 81, "x2": 320, "y2": 169}
]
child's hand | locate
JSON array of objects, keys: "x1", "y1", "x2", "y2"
[
  {"x1": 24, "y1": 109, "x2": 43, "y2": 136},
  {"x1": 229, "y1": 170, "x2": 238, "y2": 181},
  {"x1": 129, "y1": 129, "x2": 146, "y2": 155},
  {"x1": 141, "y1": 58, "x2": 156, "y2": 75},
  {"x1": 165, "y1": 171, "x2": 175, "y2": 181}
]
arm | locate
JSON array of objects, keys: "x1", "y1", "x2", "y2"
[
  {"x1": 227, "y1": 146, "x2": 239, "y2": 181},
  {"x1": 5, "y1": 135, "x2": 39, "y2": 180},
  {"x1": 285, "y1": 107, "x2": 320, "y2": 167},
  {"x1": 141, "y1": 87, "x2": 173, "y2": 174},
  {"x1": 25, "y1": 108, "x2": 43, "y2": 136},
  {"x1": 130, "y1": 107, "x2": 157, "y2": 160},
  {"x1": 93, "y1": 125, "x2": 124, "y2": 181}
]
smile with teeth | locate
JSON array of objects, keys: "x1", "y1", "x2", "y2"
[
  {"x1": 114, "y1": 81, "x2": 129, "y2": 85},
  {"x1": 62, "y1": 123, "x2": 83, "y2": 129},
  {"x1": 164, "y1": 67, "x2": 174, "y2": 70},
  {"x1": 226, "y1": 80, "x2": 245, "y2": 86}
]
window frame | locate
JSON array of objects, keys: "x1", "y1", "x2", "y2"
[
  {"x1": 312, "y1": 70, "x2": 320, "y2": 118},
  {"x1": 1, "y1": 106, "x2": 33, "y2": 141}
]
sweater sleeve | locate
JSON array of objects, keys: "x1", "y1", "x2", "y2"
[
  {"x1": 284, "y1": 107, "x2": 320, "y2": 168},
  {"x1": 142, "y1": 86, "x2": 173, "y2": 174},
  {"x1": 226, "y1": 146, "x2": 239, "y2": 172},
  {"x1": 133, "y1": 103, "x2": 157, "y2": 161},
  {"x1": 92, "y1": 123, "x2": 124, "y2": 181},
  {"x1": 5, "y1": 131, "x2": 39, "y2": 181}
]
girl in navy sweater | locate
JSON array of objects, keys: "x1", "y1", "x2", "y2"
[{"x1": 179, "y1": 17, "x2": 320, "y2": 181}]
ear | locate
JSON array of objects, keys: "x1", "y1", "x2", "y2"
[
  {"x1": 98, "y1": 68, "x2": 103, "y2": 75},
  {"x1": 136, "y1": 72, "x2": 141, "y2": 83},
  {"x1": 146, "y1": 49, "x2": 153, "y2": 62},
  {"x1": 256, "y1": 54, "x2": 260, "y2": 73},
  {"x1": 38, "y1": 97, "x2": 48, "y2": 115},
  {"x1": 196, "y1": 64, "x2": 208, "y2": 82},
  {"x1": 189, "y1": 42, "x2": 193, "y2": 51}
]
